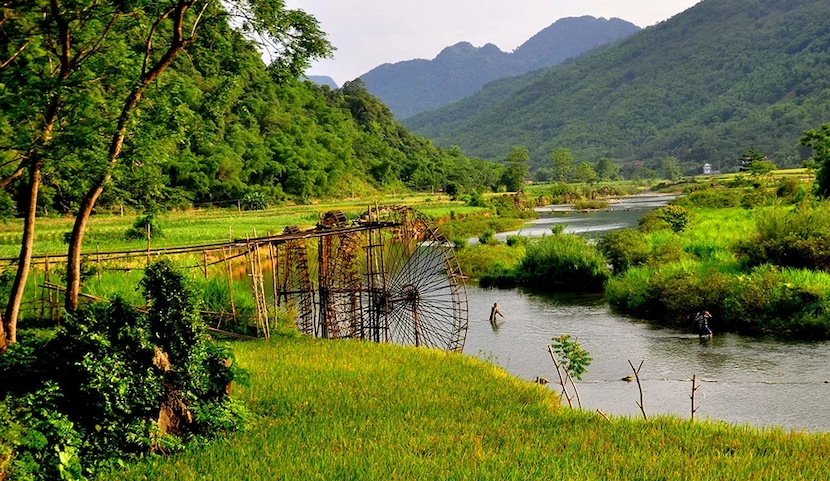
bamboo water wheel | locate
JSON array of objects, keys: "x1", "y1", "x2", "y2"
[{"x1": 318, "y1": 206, "x2": 468, "y2": 352}]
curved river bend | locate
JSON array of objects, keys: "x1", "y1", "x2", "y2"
[{"x1": 462, "y1": 195, "x2": 830, "y2": 432}]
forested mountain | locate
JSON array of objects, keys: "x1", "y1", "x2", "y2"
[
  {"x1": 0, "y1": 20, "x2": 499, "y2": 216},
  {"x1": 405, "y1": 0, "x2": 830, "y2": 173},
  {"x1": 360, "y1": 16, "x2": 639, "y2": 118}
]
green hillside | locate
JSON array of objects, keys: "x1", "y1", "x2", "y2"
[{"x1": 405, "y1": 0, "x2": 830, "y2": 173}]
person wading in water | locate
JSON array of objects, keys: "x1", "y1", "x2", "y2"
[
  {"x1": 695, "y1": 310, "x2": 713, "y2": 338},
  {"x1": 490, "y1": 302, "x2": 504, "y2": 325}
]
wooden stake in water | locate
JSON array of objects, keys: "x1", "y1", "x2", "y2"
[{"x1": 690, "y1": 375, "x2": 700, "y2": 421}]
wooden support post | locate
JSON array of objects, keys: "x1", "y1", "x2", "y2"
[
  {"x1": 146, "y1": 223, "x2": 151, "y2": 266},
  {"x1": 96, "y1": 245, "x2": 102, "y2": 284},
  {"x1": 269, "y1": 242, "x2": 279, "y2": 327},
  {"x1": 223, "y1": 246, "x2": 236, "y2": 327}
]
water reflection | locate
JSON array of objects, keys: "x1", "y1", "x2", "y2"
[{"x1": 463, "y1": 285, "x2": 830, "y2": 432}]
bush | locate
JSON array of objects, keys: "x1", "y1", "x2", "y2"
[
  {"x1": 0, "y1": 261, "x2": 248, "y2": 479},
  {"x1": 125, "y1": 214, "x2": 164, "y2": 241},
  {"x1": 517, "y1": 234, "x2": 609, "y2": 291},
  {"x1": 241, "y1": 191, "x2": 269, "y2": 211},
  {"x1": 735, "y1": 203, "x2": 830, "y2": 271},
  {"x1": 597, "y1": 229, "x2": 650, "y2": 273}
]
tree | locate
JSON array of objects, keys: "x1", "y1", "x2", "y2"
[
  {"x1": 739, "y1": 148, "x2": 765, "y2": 171},
  {"x1": 63, "y1": 0, "x2": 333, "y2": 312},
  {"x1": 500, "y1": 147, "x2": 529, "y2": 192},
  {"x1": 549, "y1": 147, "x2": 573, "y2": 183},
  {"x1": 748, "y1": 160, "x2": 777, "y2": 177},
  {"x1": 595, "y1": 158, "x2": 620, "y2": 181},
  {"x1": 662, "y1": 156, "x2": 682, "y2": 181},
  {"x1": 801, "y1": 124, "x2": 830, "y2": 198},
  {"x1": 0, "y1": 0, "x2": 129, "y2": 348},
  {"x1": 573, "y1": 162, "x2": 598, "y2": 184},
  {"x1": 0, "y1": 0, "x2": 333, "y2": 348}
]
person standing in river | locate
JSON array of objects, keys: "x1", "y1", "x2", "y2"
[
  {"x1": 696, "y1": 310, "x2": 713, "y2": 338},
  {"x1": 490, "y1": 302, "x2": 504, "y2": 324}
]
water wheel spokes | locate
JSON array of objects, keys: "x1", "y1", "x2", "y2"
[
  {"x1": 323, "y1": 206, "x2": 468, "y2": 352},
  {"x1": 278, "y1": 226, "x2": 315, "y2": 335}
]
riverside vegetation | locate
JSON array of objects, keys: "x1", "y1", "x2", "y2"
[
  {"x1": 5, "y1": 180, "x2": 830, "y2": 478},
  {"x1": 98, "y1": 334, "x2": 830, "y2": 480},
  {"x1": 461, "y1": 173, "x2": 830, "y2": 339}
]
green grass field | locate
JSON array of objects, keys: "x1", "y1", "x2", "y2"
[
  {"x1": 0, "y1": 194, "x2": 486, "y2": 258},
  {"x1": 98, "y1": 334, "x2": 830, "y2": 480}
]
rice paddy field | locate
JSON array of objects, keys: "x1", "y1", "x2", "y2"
[{"x1": 0, "y1": 194, "x2": 486, "y2": 258}]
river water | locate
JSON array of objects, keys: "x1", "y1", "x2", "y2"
[{"x1": 462, "y1": 195, "x2": 830, "y2": 432}]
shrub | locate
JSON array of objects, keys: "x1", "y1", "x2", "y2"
[
  {"x1": 658, "y1": 205, "x2": 690, "y2": 233},
  {"x1": 241, "y1": 191, "x2": 269, "y2": 211},
  {"x1": 597, "y1": 229, "x2": 650, "y2": 273},
  {"x1": 517, "y1": 234, "x2": 609, "y2": 291},
  {"x1": 735, "y1": 203, "x2": 830, "y2": 271},
  {"x1": 0, "y1": 261, "x2": 248, "y2": 479},
  {"x1": 573, "y1": 200, "x2": 609, "y2": 210},
  {"x1": 125, "y1": 214, "x2": 164, "y2": 241}
]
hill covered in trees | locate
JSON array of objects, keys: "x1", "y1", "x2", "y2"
[
  {"x1": 0, "y1": 19, "x2": 499, "y2": 217},
  {"x1": 360, "y1": 16, "x2": 639, "y2": 118},
  {"x1": 405, "y1": 0, "x2": 830, "y2": 173}
]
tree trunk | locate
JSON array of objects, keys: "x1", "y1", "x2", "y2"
[
  {"x1": 3, "y1": 159, "x2": 43, "y2": 344},
  {"x1": 65, "y1": 1, "x2": 193, "y2": 310}
]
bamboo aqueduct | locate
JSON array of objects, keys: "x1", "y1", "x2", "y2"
[{"x1": 8, "y1": 205, "x2": 470, "y2": 353}]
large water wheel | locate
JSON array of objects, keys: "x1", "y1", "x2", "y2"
[
  {"x1": 320, "y1": 206, "x2": 468, "y2": 352},
  {"x1": 278, "y1": 225, "x2": 315, "y2": 335}
]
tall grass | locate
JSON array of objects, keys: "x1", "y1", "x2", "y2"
[
  {"x1": 518, "y1": 234, "x2": 609, "y2": 291},
  {"x1": 98, "y1": 336, "x2": 830, "y2": 480}
]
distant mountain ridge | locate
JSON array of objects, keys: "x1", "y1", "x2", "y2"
[
  {"x1": 359, "y1": 16, "x2": 640, "y2": 118},
  {"x1": 305, "y1": 75, "x2": 338, "y2": 89},
  {"x1": 405, "y1": 0, "x2": 830, "y2": 172}
]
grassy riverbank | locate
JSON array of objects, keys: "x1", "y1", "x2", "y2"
[{"x1": 100, "y1": 334, "x2": 830, "y2": 480}]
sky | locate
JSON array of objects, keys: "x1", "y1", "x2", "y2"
[{"x1": 285, "y1": 0, "x2": 702, "y2": 86}]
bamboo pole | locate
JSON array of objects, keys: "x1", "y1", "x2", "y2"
[{"x1": 547, "y1": 345, "x2": 573, "y2": 408}]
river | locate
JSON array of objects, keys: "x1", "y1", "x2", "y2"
[{"x1": 462, "y1": 195, "x2": 830, "y2": 432}]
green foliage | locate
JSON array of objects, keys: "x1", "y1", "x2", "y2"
[
  {"x1": 125, "y1": 214, "x2": 164, "y2": 241},
  {"x1": 501, "y1": 147, "x2": 530, "y2": 192},
  {"x1": 572, "y1": 200, "x2": 609, "y2": 210},
  {"x1": 241, "y1": 192, "x2": 269, "y2": 211},
  {"x1": 549, "y1": 147, "x2": 574, "y2": 183},
  {"x1": 0, "y1": 261, "x2": 248, "y2": 479},
  {"x1": 595, "y1": 158, "x2": 621, "y2": 181},
  {"x1": 662, "y1": 157, "x2": 682, "y2": 181},
  {"x1": 477, "y1": 231, "x2": 499, "y2": 246},
  {"x1": 550, "y1": 335, "x2": 592, "y2": 380},
  {"x1": 517, "y1": 234, "x2": 610, "y2": 291},
  {"x1": 406, "y1": 0, "x2": 830, "y2": 173},
  {"x1": 456, "y1": 244, "x2": 524, "y2": 282},
  {"x1": 597, "y1": 229, "x2": 651, "y2": 273},
  {"x1": 735, "y1": 202, "x2": 830, "y2": 271},
  {"x1": 658, "y1": 205, "x2": 690, "y2": 233},
  {"x1": 800, "y1": 123, "x2": 830, "y2": 198},
  {"x1": 748, "y1": 160, "x2": 777, "y2": 177}
]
